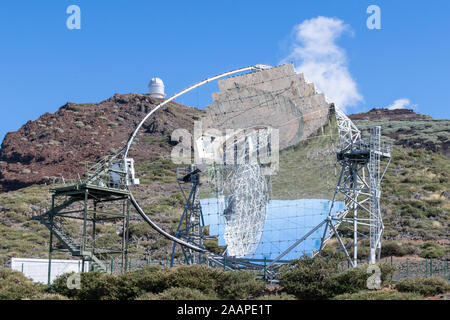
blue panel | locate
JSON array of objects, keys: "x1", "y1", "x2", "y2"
[{"x1": 200, "y1": 198, "x2": 345, "y2": 261}]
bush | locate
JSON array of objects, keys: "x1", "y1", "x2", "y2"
[
  {"x1": 0, "y1": 268, "x2": 44, "y2": 300},
  {"x1": 125, "y1": 266, "x2": 169, "y2": 296},
  {"x1": 50, "y1": 267, "x2": 173, "y2": 300},
  {"x1": 381, "y1": 241, "x2": 407, "y2": 257},
  {"x1": 154, "y1": 287, "x2": 216, "y2": 300},
  {"x1": 50, "y1": 271, "x2": 108, "y2": 300},
  {"x1": 168, "y1": 265, "x2": 220, "y2": 295},
  {"x1": 102, "y1": 273, "x2": 142, "y2": 300},
  {"x1": 136, "y1": 292, "x2": 159, "y2": 300},
  {"x1": 395, "y1": 277, "x2": 450, "y2": 297},
  {"x1": 215, "y1": 270, "x2": 265, "y2": 300},
  {"x1": 419, "y1": 242, "x2": 447, "y2": 259},
  {"x1": 27, "y1": 293, "x2": 69, "y2": 300},
  {"x1": 327, "y1": 267, "x2": 369, "y2": 296},
  {"x1": 128, "y1": 222, "x2": 153, "y2": 239},
  {"x1": 280, "y1": 256, "x2": 397, "y2": 300},
  {"x1": 279, "y1": 256, "x2": 340, "y2": 300},
  {"x1": 420, "y1": 247, "x2": 446, "y2": 259},
  {"x1": 255, "y1": 293, "x2": 297, "y2": 300},
  {"x1": 379, "y1": 263, "x2": 396, "y2": 285},
  {"x1": 332, "y1": 290, "x2": 424, "y2": 300}
]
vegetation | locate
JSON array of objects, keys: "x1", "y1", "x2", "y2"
[
  {"x1": 135, "y1": 158, "x2": 178, "y2": 185},
  {"x1": 0, "y1": 268, "x2": 44, "y2": 300},
  {"x1": 279, "y1": 256, "x2": 396, "y2": 300},
  {"x1": 380, "y1": 240, "x2": 421, "y2": 258},
  {"x1": 354, "y1": 118, "x2": 450, "y2": 153},
  {"x1": 1, "y1": 255, "x2": 441, "y2": 300},
  {"x1": 380, "y1": 147, "x2": 449, "y2": 241},
  {"x1": 278, "y1": 256, "x2": 393, "y2": 299},
  {"x1": 332, "y1": 290, "x2": 424, "y2": 300},
  {"x1": 395, "y1": 277, "x2": 450, "y2": 297},
  {"x1": 46, "y1": 265, "x2": 265, "y2": 300},
  {"x1": 419, "y1": 242, "x2": 448, "y2": 259},
  {"x1": 138, "y1": 287, "x2": 215, "y2": 300}
]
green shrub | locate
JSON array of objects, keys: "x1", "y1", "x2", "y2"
[
  {"x1": 50, "y1": 267, "x2": 173, "y2": 300},
  {"x1": 215, "y1": 270, "x2": 265, "y2": 299},
  {"x1": 419, "y1": 242, "x2": 447, "y2": 259},
  {"x1": 279, "y1": 256, "x2": 340, "y2": 300},
  {"x1": 136, "y1": 292, "x2": 159, "y2": 300},
  {"x1": 128, "y1": 222, "x2": 153, "y2": 238},
  {"x1": 395, "y1": 277, "x2": 450, "y2": 297},
  {"x1": 168, "y1": 265, "x2": 220, "y2": 295},
  {"x1": 381, "y1": 241, "x2": 407, "y2": 257},
  {"x1": 0, "y1": 269, "x2": 44, "y2": 300},
  {"x1": 327, "y1": 267, "x2": 369, "y2": 296},
  {"x1": 50, "y1": 271, "x2": 108, "y2": 300},
  {"x1": 420, "y1": 247, "x2": 446, "y2": 259},
  {"x1": 379, "y1": 263, "x2": 396, "y2": 285},
  {"x1": 154, "y1": 287, "x2": 215, "y2": 300},
  {"x1": 332, "y1": 290, "x2": 424, "y2": 300},
  {"x1": 102, "y1": 273, "x2": 142, "y2": 300},
  {"x1": 126, "y1": 266, "x2": 169, "y2": 295},
  {"x1": 255, "y1": 293, "x2": 297, "y2": 300},
  {"x1": 27, "y1": 293, "x2": 69, "y2": 300},
  {"x1": 280, "y1": 256, "x2": 396, "y2": 300}
]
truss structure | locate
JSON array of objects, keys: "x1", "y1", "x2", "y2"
[
  {"x1": 33, "y1": 157, "x2": 134, "y2": 283},
  {"x1": 318, "y1": 110, "x2": 392, "y2": 265},
  {"x1": 170, "y1": 166, "x2": 208, "y2": 266}
]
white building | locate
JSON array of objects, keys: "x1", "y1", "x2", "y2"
[
  {"x1": 148, "y1": 77, "x2": 166, "y2": 98},
  {"x1": 10, "y1": 257, "x2": 88, "y2": 284}
]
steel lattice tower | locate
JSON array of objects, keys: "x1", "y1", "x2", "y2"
[{"x1": 320, "y1": 121, "x2": 391, "y2": 267}]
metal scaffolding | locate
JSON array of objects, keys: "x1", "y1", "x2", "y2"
[
  {"x1": 319, "y1": 121, "x2": 392, "y2": 267},
  {"x1": 170, "y1": 166, "x2": 207, "y2": 266},
  {"x1": 33, "y1": 157, "x2": 134, "y2": 283}
]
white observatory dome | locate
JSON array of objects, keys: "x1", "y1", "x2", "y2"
[{"x1": 148, "y1": 77, "x2": 166, "y2": 98}]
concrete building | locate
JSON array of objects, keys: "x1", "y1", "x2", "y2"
[{"x1": 10, "y1": 257, "x2": 88, "y2": 284}]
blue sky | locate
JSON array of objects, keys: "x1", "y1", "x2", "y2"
[{"x1": 0, "y1": 0, "x2": 449, "y2": 142}]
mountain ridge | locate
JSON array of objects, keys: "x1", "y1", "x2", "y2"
[{"x1": 0, "y1": 93, "x2": 204, "y2": 191}]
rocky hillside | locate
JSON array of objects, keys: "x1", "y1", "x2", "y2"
[
  {"x1": 349, "y1": 108, "x2": 449, "y2": 157},
  {"x1": 0, "y1": 93, "x2": 204, "y2": 191}
]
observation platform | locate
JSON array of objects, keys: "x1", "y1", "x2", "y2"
[
  {"x1": 51, "y1": 182, "x2": 130, "y2": 200},
  {"x1": 337, "y1": 142, "x2": 392, "y2": 162}
]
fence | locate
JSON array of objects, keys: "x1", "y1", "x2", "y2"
[
  {"x1": 387, "y1": 257, "x2": 449, "y2": 282},
  {"x1": 4, "y1": 255, "x2": 449, "y2": 283},
  {"x1": 102, "y1": 255, "x2": 450, "y2": 283},
  {"x1": 338, "y1": 256, "x2": 449, "y2": 282}
]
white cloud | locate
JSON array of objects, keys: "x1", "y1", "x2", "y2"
[
  {"x1": 387, "y1": 98, "x2": 417, "y2": 110},
  {"x1": 282, "y1": 16, "x2": 363, "y2": 112}
]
